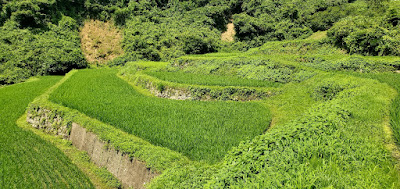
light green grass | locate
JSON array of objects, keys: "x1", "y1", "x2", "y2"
[
  {"x1": 0, "y1": 76, "x2": 94, "y2": 188},
  {"x1": 49, "y1": 68, "x2": 272, "y2": 163},
  {"x1": 145, "y1": 71, "x2": 282, "y2": 88}
]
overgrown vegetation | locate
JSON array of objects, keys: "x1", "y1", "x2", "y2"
[
  {"x1": 0, "y1": 0, "x2": 89, "y2": 85},
  {"x1": 327, "y1": 1, "x2": 400, "y2": 56},
  {"x1": 2, "y1": 0, "x2": 400, "y2": 84}
]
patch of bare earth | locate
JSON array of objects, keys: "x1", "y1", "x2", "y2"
[
  {"x1": 221, "y1": 22, "x2": 236, "y2": 42},
  {"x1": 80, "y1": 20, "x2": 123, "y2": 64}
]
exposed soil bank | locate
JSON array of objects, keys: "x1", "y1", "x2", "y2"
[
  {"x1": 221, "y1": 22, "x2": 235, "y2": 42},
  {"x1": 27, "y1": 109, "x2": 158, "y2": 189},
  {"x1": 80, "y1": 20, "x2": 124, "y2": 64}
]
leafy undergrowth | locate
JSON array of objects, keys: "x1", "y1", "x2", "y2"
[
  {"x1": 149, "y1": 73, "x2": 400, "y2": 188},
  {"x1": 0, "y1": 76, "x2": 94, "y2": 188},
  {"x1": 247, "y1": 39, "x2": 346, "y2": 56},
  {"x1": 170, "y1": 56, "x2": 316, "y2": 83},
  {"x1": 49, "y1": 69, "x2": 272, "y2": 164}
]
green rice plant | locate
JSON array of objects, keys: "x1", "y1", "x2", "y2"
[
  {"x1": 27, "y1": 70, "x2": 191, "y2": 173},
  {"x1": 0, "y1": 76, "x2": 94, "y2": 188},
  {"x1": 49, "y1": 69, "x2": 272, "y2": 164}
]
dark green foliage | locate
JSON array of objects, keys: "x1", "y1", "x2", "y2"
[
  {"x1": 1, "y1": 0, "x2": 86, "y2": 28},
  {"x1": 327, "y1": 1, "x2": 400, "y2": 56},
  {"x1": 3, "y1": 0, "x2": 53, "y2": 28},
  {"x1": 0, "y1": 0, "x2": 91, "y2": 85},
  {"x1": 120, "y1": 7, "x2": 222, "y2": 61},
  {"x1": 0, "y1": 16, "x2": 87, "y2": 85},
  {"x1": 386, "y1": 2, "x2": 400, "y2": 27},
  {"x1": 308, "y1": 5, "x2": 351, "y2": 31},
  {"x1": 228, "y1": 0, "x2": 351, "y2": 48},
  {"x1": 0, "y1": 76, "x2": 94, "y2": 188}
]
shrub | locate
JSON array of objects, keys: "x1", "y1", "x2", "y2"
[
  {"x1": 328, "y1": 14, "x2": 400, "y2": 56},
  {"x1": 0, "y1": 15, "x2": 87, "y2": 84}
]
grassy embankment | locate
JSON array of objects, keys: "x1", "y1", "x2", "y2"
[{"x1": 145, "y1": 71, "x2": 281, "y2": 88}]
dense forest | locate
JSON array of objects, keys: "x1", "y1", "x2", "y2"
[{"x1": 0, "y1": 0, "x2": 399, "y2": 85}]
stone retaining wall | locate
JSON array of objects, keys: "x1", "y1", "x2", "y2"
[{"x1": 27, "y1": 111, "x2": 158, "y2": 189}]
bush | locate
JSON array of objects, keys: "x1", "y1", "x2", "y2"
[
  {"x1": 0, "y1": 15, "x2": 87, "y2": 84},
  {"x1": 328, "y1": 13, "x2": 400, "y2": 56}
]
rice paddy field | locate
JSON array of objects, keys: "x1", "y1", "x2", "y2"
[
  {"x1": 0, "y1": 76, "x2": 94, "y2": 188},
  {"x1": 49, "y1": 68, "x2": 272, "y2": 163}
]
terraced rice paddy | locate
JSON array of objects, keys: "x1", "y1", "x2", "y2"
[
  {"x1": 49, "y1": 69, "x2": 272, "y2": 163},
  {"x1": 0, "y1": 76, "x2": 94, "y2": 188}
]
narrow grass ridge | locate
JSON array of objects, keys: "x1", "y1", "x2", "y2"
[{"x1": 119, "y1": 61, "x2": 278, "y2": 101}]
